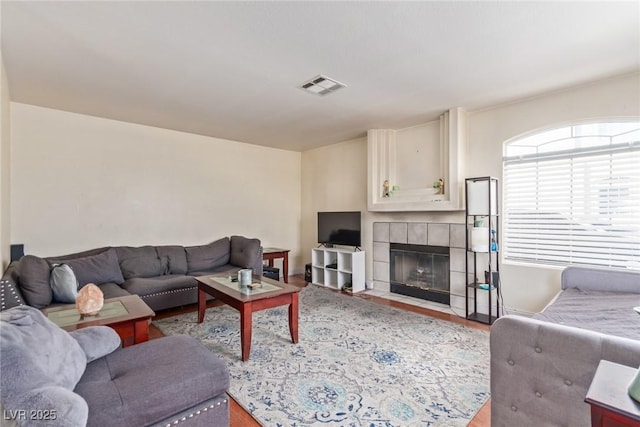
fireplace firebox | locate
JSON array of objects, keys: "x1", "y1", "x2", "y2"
[{"x1": 389, "y1": 243, "x2": 450, "y2": 305}]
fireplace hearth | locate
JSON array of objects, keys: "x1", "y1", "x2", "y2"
[{"x1": 389, "y1": 243, "x2": 450, "y2": 305}]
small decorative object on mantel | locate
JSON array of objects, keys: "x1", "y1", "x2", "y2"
[
  {"x1": 433, "y1": 178, "x2": 445, "y2": 195},
  {"x1": 76, "y1": 283, "x2": 104, "y2": 316},
  {"x1": 383, "y1": 180, "x2": 390, "y2": 197}
]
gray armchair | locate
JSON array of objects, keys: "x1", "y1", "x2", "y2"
[{"x1": 1, "y1": 306, "x2": 230, "y2": 427}]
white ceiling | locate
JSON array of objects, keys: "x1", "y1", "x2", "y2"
[{"x1": 2, "y1": 1, "x2": 639, "y2": 152}]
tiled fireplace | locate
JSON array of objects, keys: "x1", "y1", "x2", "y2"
[
  {"x1": 373, "y1": 222, "x2": 466, "y2": 309},
  {"x1": 390, "y1": 243, "x2": 450, "y2": 304}
]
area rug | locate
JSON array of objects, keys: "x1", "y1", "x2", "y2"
[{"x1": 154, "y1": 285, "x2": 490, "y2": 426}]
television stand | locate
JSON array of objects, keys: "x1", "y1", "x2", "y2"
[{"x1": 311, "y1": 247, "x2": 365, "y2": 293}]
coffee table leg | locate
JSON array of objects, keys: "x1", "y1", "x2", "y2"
[
  {"x1": 198, "y1": 288, "x2": 206, "y2": 323},
  {"x1": 240, "y1": 303, "x2": 252, "y2": 361},
  {"x1": 283, "y1": 252, "x2": 289, "y2": 283},
  {"x1": 289, "y1": 293, "x2": 299, "y2": 343}
]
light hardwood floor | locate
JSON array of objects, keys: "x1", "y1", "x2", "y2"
[{"x1": 149, "y1": 274, "x2": 490, "y2": 427}]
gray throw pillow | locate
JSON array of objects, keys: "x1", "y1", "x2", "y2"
[
  {"x1": 62, "y1": 248, "x2": 124, "y2": 287},
  {"x1": 115, "y1": 246, "x2": 165, "y2": 279},
  {"x1": 230, "y1": 235, "x2": 261, "y2": 268},
  {"x1": 18, "y1": 255, "x2": 53, "y2": 308},
  {"x1": 0, "y1": 306, "x2": 86, "y2": 392},
  {"x1": 50, "y1": 264, "x2": 79, "y2": 303},
  {"x1": 185, "y1": 237, "x2": 230, "y2": 273},
  {"x1": 156, "y1": 245, "x2": 188, "y2": 274},
  {"x1": 0, "y1": 306, "x2": 88, "y2": 427}
]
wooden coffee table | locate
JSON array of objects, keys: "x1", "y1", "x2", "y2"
[
  {"x1": 196, "y1": 275, "x2": 301, "y2": 361},
  {"x1": 42, "y1": 295, "x2": 155, "y2": 347}
]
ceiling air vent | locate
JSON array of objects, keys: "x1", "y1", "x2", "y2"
[{"x1": 299, "y1": 75, "x2": 346, "y2": 96}]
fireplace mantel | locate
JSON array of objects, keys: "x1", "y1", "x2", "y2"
[{"x1": 367, "y1": 108, "x2": 466, "y2": 212}]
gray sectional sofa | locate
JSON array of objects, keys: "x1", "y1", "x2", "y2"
[
  {"x1": 0, "y1": 235, "x2": 263, "y2": 312},
  {"x1": 490, "y1": 266, "x2": 640, "y2": 427}
]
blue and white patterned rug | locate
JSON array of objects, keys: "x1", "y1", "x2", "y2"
[{"x1": 154, "y1": 285, "x2": 490, "y2": 426}]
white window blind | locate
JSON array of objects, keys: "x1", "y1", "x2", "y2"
[{"x1": 503, "y1": 122, "x2": 640, "y2": 269}]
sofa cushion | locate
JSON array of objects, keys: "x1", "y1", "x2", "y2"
[
  {"x1": 121, "y1": 275, "x2": 196, "y2": 297},
  {"x1": 230, "y1": 235, "x2": 260, "y2": 269},
  {"x1": 62, "y1": 248, "x2": 124, "y2": 287},
  {"x1": 156, "y1": 245, "x2": 188, "y2": 275},
  {"x1": 533, "y1": 288, "x2": 640, "y2": 340},
  {"x1": 50, "y1": 263, "x2": 80, "y2": 303},
  {"x1": 188, "y1": 264, "x2": 242, "y2": 277},
  {"x1": 115, "y1": 246, "x2": 165, "y2": 279},
  {"x1": 18, "y1": 255, "x2": 53, "y2": 308},
  {"x1": 0, "y1": 306, "x2": 86, "y2": 393},
  {"x1": 98, "y1": 283, "x2": 132, "y2": 299},
  {"x1": 185, "y1": 238, "x2": 230, "y2": 273},
  {"x1": 75, "y1": 335, "x2": 229, "y2": 427}
]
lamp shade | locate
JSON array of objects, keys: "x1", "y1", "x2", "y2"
[{"x1": 466, "y1": 177, "x2": 498, "y2": 215}]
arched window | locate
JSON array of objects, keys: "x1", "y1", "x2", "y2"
[{"x1": 502, "y1": 121, "x2": 640, "y2": 269}]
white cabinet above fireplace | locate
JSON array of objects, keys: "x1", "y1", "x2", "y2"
[{"x1": 367, "y1": 108, "x2": 466, "y2": 212}]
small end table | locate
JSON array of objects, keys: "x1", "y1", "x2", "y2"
[
  {"x1": 42, "y1": 295, "x2": 155, "y2": 347},
  {"x1": 262, "y1": 247, "x2": 290, "y2": 283},
  {"x1": 585, "y1": 360, "x2": 640, "y2": 427}
]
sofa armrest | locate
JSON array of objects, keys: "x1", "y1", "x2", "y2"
[
  {"x1": 1, "y1": 262, "x2": 26, "y2": 311},
  {"x1": 229, "y1": 236, "x2": 262, "y2": 276},
  {"x1": 69, "y1": 326, "x2": 121, "y2": 363},
  {"x1": 490, "y1": 315, "x2": 640, "y2": 427},
  {"x1": 561, "y1": 266, "x2": 640, "y2": 292}
]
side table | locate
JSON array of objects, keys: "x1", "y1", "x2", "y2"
[
  {"x1": 585, "y1": 360, "x2": 640, "y2": 427},
  {"x1": 42, "y1": 295, "x2": 155, "y2": 347},
  {"x1": 262, "y1": 247, "x2": 290, "y2": 283}
]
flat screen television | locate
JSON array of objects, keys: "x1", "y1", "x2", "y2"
[{"x1": 317, "y1": 211, "x2": 361, "y2": 248}]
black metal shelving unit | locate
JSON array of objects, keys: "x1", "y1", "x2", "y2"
[{"x1": 465, "y1": 176, "x2": 500, "y2": 325}]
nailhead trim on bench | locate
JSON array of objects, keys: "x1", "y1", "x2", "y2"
[{"x1": 163, "y1": 399, "x2": 228, "y2": 427}]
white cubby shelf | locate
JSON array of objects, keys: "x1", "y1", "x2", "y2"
[{"x1": 311, "y1": 247, "x2": 365, "y2": 293}]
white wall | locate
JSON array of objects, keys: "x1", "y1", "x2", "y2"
[
  {"x1": 300, "y1": 136, "x2": 368, "y2": 256},
  {"x1": 301, "y1": 72, "x2": 640, "y2": 314},
  {"x1": 0, "y1": 56, "x2": 11, "y2": 269},
  {"x1": 10, "y1": 103, "x2": 303, "y2": 274}
]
